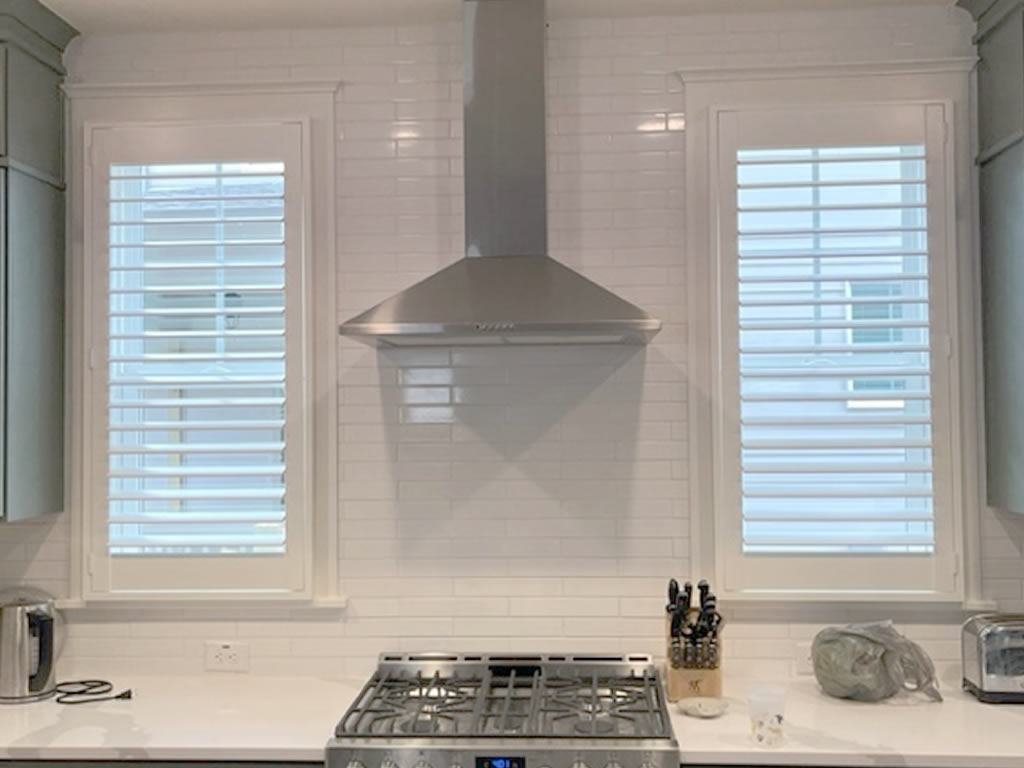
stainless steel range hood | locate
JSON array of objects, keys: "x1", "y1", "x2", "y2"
[{"x1": 338, "y1": 0, "x2": 661, "y2": 348}]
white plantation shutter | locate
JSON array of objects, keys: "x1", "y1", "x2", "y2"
[
  {"x1": 714, "y1": 105, "x2": 958, "y2": 596},
  {"x1": 87, "y1": 124, "x2": 311, "y2": 597}
]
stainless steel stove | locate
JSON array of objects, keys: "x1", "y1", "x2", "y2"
[{"x1": 326, "y1": 653, "x2": 679, "y2": 768}]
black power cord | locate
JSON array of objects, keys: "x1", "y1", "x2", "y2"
[{"x1": 55, "y1": 680, "x2": 133, "y2": 705}]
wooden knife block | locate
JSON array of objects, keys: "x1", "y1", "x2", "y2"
[
  {"x1": 664, "y1": 665, "x2": 722, "y2": 701},
  {"x1": 663, "y1": 613, "x2": 723, "y2": 701}
]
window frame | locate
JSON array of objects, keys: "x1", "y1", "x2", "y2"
[
  {"x1": 67, "y1": 84, "x2": 340, "y2": 605},
  {"x1": 682, "y1": 63, "x2": 980, "y2": 606}
]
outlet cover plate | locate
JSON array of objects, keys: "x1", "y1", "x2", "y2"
[{"x1": 204, "y1": 640, "x2": 250, "y2": 672}]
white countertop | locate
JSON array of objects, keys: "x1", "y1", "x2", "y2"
[
  {"x1": 675, "y1": 676, "x2": 1024, "y2": 767},
  {"x1": 0, "y1": 673, "x2": 1022, "y2": 766},
  {"x1": 0, "y1": 675, "x2": 362, "y2": 762}
]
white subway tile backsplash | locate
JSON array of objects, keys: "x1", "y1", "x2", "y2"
[
  {"x1": 546, "y1": 18, "x2": 614, "y2": 39},
  {"x1": 290, "y1": 26, "x2": 397, "y2": 48},
  {"x1": 453, "y1": 617, "x2": 564, "y2": 637},
  {"x1": 729, "y1": 638, "x2": 796, "y2": 660},
  {"x1": 508, "y1": 597, "x2": 619, "y2": 617},
  {"x1": 130, "y1": 50, "x2": 238, "y2": 71}
]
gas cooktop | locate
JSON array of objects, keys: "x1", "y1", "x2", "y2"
[{"x1": 325, "y1": 653, "x2": 679, "y2": 768}]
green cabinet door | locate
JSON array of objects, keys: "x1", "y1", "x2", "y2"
[
  {"x1": 979, "y1": 141, "x2": 1024, "y2": 510},
  {"x1": 3, "y1": 168, "x2": 64, "y2": 521},
  {"x1": 960, "y1": 0, "x2": 1024, "y2": 512},
  {"x1": 0, "y1": 0, "x2": 76, "y2": 522}
]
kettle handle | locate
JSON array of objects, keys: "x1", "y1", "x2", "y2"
[{"x1": 28, "y1": 613, "x2": 54, "y2": 693}]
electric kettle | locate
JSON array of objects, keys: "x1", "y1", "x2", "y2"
[{"x1": 0, "y1": 586, "x2": 57, "y2": 702}]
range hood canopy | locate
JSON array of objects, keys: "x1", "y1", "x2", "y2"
[
  {"x1": 340, "y1": 255, "x2": 661, "y2": 346},
  {"x1": 338, "y1": 0, "x2": 662, "y2": 348}
]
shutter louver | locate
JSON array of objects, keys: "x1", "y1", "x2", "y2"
[
  {"x1": 735, "y1": 146, "x2": 935, "y2": 554},
  {"x1": 107, "y1": 162, "x2": 288, "y2": 555}
]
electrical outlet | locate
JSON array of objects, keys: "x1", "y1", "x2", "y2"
[
  {"x1": 793, "y1": 641, "x2": 814, "y2": 676},
  {"x1": 204, "y1": 640, "x2": 250, "y2": 672}
]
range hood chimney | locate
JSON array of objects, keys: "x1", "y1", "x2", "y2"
[{"x1": 338, "y1": 0, "x2": 662, "y2": 347}]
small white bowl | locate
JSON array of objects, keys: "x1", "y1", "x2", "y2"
[{"x1": 677, "y1": 697, "x2": 729, "y2": 719}]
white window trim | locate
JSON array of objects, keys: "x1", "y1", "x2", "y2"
[
  {"x1": 65, "y1": 83, "x2": 341, "y2": 607},
  {"x1": 682, "y1": 61, "x2": 988, "y2": 608},
  {"x1": 719, "y1": 103, "x2": 955, "y2": 595}
]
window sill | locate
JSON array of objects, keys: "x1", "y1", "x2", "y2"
[
  {"x1": 720, "y1": 595, "x2": 996, "y2": 624},
  {"x1": 55, "y1": 594, "x2": 348, "y2": 618}
]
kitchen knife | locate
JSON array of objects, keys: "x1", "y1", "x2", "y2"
[
  {"x1": 673, "y1": 595, "x2": 687, "y2": 639},
  {"x1": 682, "y1": 581, "x2": 693, "y2": 619},
  {"x1": 697, "y1": 579, "x2": 710, "y2": 612},
  {"x1": 703, "y1": 594, "x2": 717, "y2": 624},
  {"x1": 708, "y1": 608, "x2": 723, "y2": 636},
  {"x1": 670, "y1": 603, "x2": 684, "y2": 637},
  {"x1": 666, "y1": 578, "x2": 679, "y2": 614},
  {"x1": 681, "y1": 624, "x2": 696, "y2": 667},
  {"x1": 692, "y1": 594, "x2": 713, "y2": 638},
  {"x1": 669, "y1": 605, "x2": 685, "y2": 668}
]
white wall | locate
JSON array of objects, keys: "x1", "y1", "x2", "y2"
[{"x1": 0, "y1": 2, "x2": 1005, "y2": 681}]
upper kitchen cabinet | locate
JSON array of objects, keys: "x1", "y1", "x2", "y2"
[
  {"x1": 960, "y1": 0, "x2": 1024, "y2": 513},
  {"x1": 0, "y1": 0, "x2": 76, "y2": 522},
  {"x1": 0, "y1": 0, "x2": 74, "y2": 180}
]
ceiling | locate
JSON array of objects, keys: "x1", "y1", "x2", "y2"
[{"x1": 43, "y1": 0, "x2": 952, "y2": 35}]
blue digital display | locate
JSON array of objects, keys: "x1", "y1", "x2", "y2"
[{"x1": 477, "y1": 757, "x2": 524, "y2": 768}]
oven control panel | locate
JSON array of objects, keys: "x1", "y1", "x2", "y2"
[{"x1": 329, "y1": 746, "x2": 679, "y2": 768}]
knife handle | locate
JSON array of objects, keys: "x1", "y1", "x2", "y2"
[
  {"x1": 667, "y1": 578, "x2": 679, "y2": 613},
  {"x1": 697, "y1": 579, "x2": 710, "y2": 609}
]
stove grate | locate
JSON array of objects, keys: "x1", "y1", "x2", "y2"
[{"x1": 337, "y1": 665, "x2": 671, "y2": 739}]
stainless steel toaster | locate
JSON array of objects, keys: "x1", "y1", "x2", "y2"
[{"x1": 962, "y1": 614, "x2": 1024, "y2": 703}]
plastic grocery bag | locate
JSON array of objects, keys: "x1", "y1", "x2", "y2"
[{"x1": 811, "y1": 620, "x2": 942, "y2": 702}]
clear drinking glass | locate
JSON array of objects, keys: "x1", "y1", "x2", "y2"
[{"x1": 747, "y1": 684, "x2": 786, "y2": 747}]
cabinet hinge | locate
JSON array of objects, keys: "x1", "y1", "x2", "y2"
[{"x1": 88, "y1": 347, "x2": 98, "y2": 370}]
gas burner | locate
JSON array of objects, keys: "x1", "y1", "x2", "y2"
[
  {"x1": 573, "y1": 718, "x2": 617, "y2": 735},
  {"x1": 400, "y1": 718, "x2": 442, "y2": 734}
]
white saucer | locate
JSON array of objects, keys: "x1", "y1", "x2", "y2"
[{"x1": 677, "y1": 697, "x2": 729, "y2": 719}]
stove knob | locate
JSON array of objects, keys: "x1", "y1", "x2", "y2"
[
  {"x1": 571, "y1": 760, "x2": 590, "y2": 768},
  {"x1": 604, "y1": 762, "x2": 624, "y2": 768},
  {"x1": 345, "y1": 762, "x2": 365, "y2": 768},
  {"x1": 380, "y1": 760, "x2": 400, "y2": 768},
  {"x1": 412, "y1": 761, "x2": 432, "y2": 768}
]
